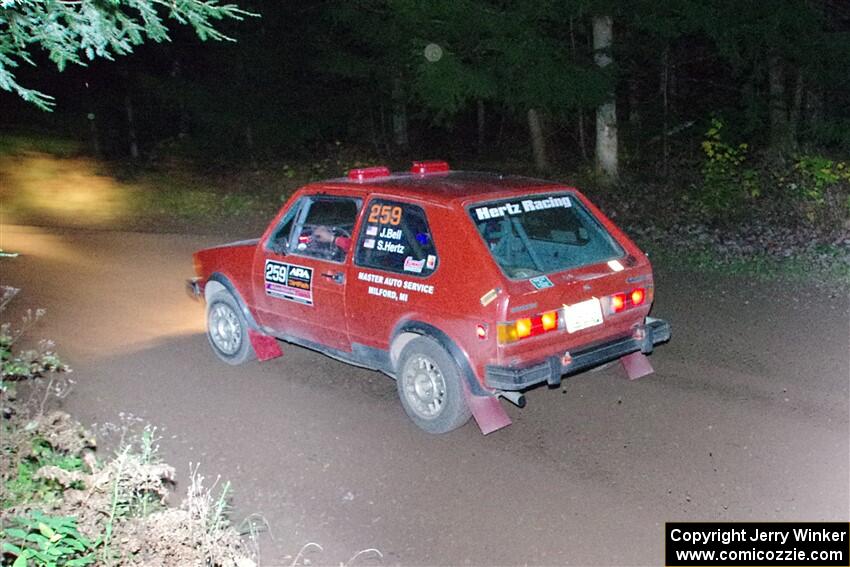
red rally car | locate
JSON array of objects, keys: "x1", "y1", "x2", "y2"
[{"x1": 188, "y1": 161, "x2": 670, "y2": 435}]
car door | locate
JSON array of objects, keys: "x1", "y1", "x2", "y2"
[
  {"x1": 253, "y1": 192, "x2": 362, "y2": 352},
  {"x1": 346, "y1": 197, "x2": 441, "y2": 350}
]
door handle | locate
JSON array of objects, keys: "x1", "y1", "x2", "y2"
[{"x1": 321, "y1": 271, "x2": 344, "y2": 284}]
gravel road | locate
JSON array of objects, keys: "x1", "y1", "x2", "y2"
[{"x1": 2, "y1": 223, "x2": 848, "y2": 566}]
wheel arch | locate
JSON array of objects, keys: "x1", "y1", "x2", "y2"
[
  {"x1": 206, "y1": 272, "x2": 260, "y2": 331},
  {"x1": 390, "y1": 320, "x2": 489, "y2": 396}
]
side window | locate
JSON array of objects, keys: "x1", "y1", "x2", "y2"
[
  {"x1": 289, "y1": 196, "x2": 361, "y2": 263},
  {"x1": 355, "y1": 200, "x2": 438, "y2": 276},
  {"x1": 266, "y1": 205, "x2": 298, "y2": 254}
]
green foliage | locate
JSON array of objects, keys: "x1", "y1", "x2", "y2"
[
  {"x1": 135, "y1": 185, "x2": 257, "y2": 219},
  {"x1": 0, "y1": 134, "x2": 82, "y2": 158},
  {"x1": 0, "y1": 0, "x2": 254, "y2": 109},
  {"x1": 1, "y1": 511, "x2": 97, "y2": 566},
  {"x1": 695, "y1": 118, "x2": 760, "y2": 218},
  {"x1": 1, "y1": 287, "x2": 69, "y2": 387},
  {"x1": 3, "y1": 438, "x2": 85, "y2": 508},
  {"x1": 791, "y1": 155, "x2": 850, "y2": 203},
  {"x1": 772, "y1": 155, "x2": 850, "y2": 225}
]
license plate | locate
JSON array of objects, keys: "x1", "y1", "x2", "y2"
[{"x1": 564, "y1": 298, "x2": 603, "y2": 333}]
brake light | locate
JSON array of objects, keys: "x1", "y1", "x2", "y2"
[
  {"x1": 541, "y1": 311, "x2": 558, "y2": 331},
  {"x1": 411, "y1": 160, "x2": 450, "y2": 174},
  {"x1": 609, "y1": 287, "x2": 650, "y2": 314},
  {"x1": 611, "y1": 293, "x2": 627, "y2": 313},
  {"x1": 348, "y1": 166, "x2": 390, "y2": 181},
  {"x1": 631, "y1": 288, "x2": 645, "y2": 306},
  {"x1": 498, "y1": 310, "x2": 560, "y2": 344}
]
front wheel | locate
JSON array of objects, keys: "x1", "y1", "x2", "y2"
[
  {"x1": 206, "y1": 290, "x2": 255, "y2": 365},
  {"x1": 396, "y1": 336, "x2": 471, "y2": 434}
]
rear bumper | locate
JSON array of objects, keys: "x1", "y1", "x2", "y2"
[{"x1": 485, "y1": 317, "x2": 671, "y2": 391}]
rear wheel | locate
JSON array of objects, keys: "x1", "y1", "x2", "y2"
[
  {"x1": 206, "y1": 290, "x2": 254, "y2": 365},
  {"x1": 396, "y1": 336, "x2": 471, "y2": 434}
]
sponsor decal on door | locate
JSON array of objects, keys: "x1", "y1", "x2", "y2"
[{"x1": 264, "y1": 260, "x2": 314, "y2": 305}]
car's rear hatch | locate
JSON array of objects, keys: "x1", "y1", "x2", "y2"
[{"x1": 465, "y1": 190, "x2": 655, "y2": 366}]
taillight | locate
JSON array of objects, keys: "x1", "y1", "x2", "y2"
[
  {"x1": 611, "y1": 293, "x2": 627, "y2": 313},
  {"x1": 541, "y1": 311, "x2": 558, "y2": 331},
  {"x1": 516, "y1": 318, "x2": 532, "y2": 338},
  {"x1": 498, "y1": 310, "x2": 560, "y2": 344},
  {"x1": 631, "y1": 288, "x2": 645, "y2": 306},
  {"x1": 608, "y1": 287, "x2": 649, "y2": 314}
]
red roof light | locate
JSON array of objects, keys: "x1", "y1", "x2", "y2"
[
  {"x1": 411, "y1": 160, "x2": 450, "y2": 174},
  {"x1": 348, "y1": 166, "x2": 391, "y2": 181}
]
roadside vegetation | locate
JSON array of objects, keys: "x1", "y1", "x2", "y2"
[
  {"x1": 0, "y1": 287, "x2": 385, "y2": 566},
  {"x1": 0, "y1": 286, "x2": 256, "y2": 566}
]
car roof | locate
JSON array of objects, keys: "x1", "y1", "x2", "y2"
[{"x1": 310, "y1": 171, "x2": 569, "y2": 207}]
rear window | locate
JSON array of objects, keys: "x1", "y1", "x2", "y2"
[{"x1": 468, "y1": 193, "x2": 624, "y2": 280}]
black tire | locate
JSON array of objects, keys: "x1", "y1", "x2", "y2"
[
  {"x1": 206, "y1": 290, "x2": 255, "y2": 365},
  {"x1": 396, "y1": 336, "x2": 471, "y2": 434}
]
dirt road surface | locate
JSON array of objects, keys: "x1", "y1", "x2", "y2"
[{"x1": 2, "y1": 223, "x2": 848, "y2": 566}]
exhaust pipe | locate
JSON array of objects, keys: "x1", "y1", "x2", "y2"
[{"x1": 497, "y1": 390, "x2": 526, "y2": 408}]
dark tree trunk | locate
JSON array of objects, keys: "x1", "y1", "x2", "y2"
[
  {"x1": 569, "y1": 17, "x2": 588, "y2": 161},
  {"x1": 392, "y1": 77, "x2": 409, "y2": 149},
  {"x1": 593, "y1": 15, "x2": 618, "y2": 184},
  {"x1": 477, "y1": 99, "x2": 486, "y2": 156},
  {"x1": 125, "y1": 93, "x2": 139, "y2": 161},
  {"x1": 368, "y1": 106, "x2": 380, "y2": 154},
  {"x1": 789, "y1": 67, "x2": 804, "y2": 149},
  {"x1": 171, "y1": 58, "x2": 190, "y2": 139},
  {"x1": 768, "y1": 54, "x2": 792, "y2": 154},
  {"x1": 528, "y1": 108, "x2": 550, "y2": 172},
  {"x1": 245, "y1": 125, "x2": 258, "y2": 170},
  {"x1": 805, "y1": 84, "x2": 823, "y2": 138},
  {"x1": 661, "y1": 45, "x2": 670, "y2": 181},
  {"x1": 85, "y1": 82, "x2": 100, "y2": 158}
]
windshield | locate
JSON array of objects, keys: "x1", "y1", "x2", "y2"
[{"x1": 469, "y1": 192, "x2": 624, "y2": 280}]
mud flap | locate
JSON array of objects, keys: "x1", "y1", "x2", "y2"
[
  {"x1": 463, "y1": 382, "x2": 511, "y2": 435},
  {"x1": 620, "y1": 351, "x2": 654, "y2": 380},
  {"x1": 248, "y1": 330, "x2": 282, "y2": 361}
]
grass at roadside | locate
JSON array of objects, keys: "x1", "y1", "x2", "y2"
[
  {"x1": 0, "y1": 134, "x2": 299, "y2": 233},
  {"x1": 647, "y1": 245, "x2": 850, "y2": 291}
]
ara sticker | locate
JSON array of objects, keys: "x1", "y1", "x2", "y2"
[
  {"x1": 529, "y1": 275, "x2": 554, "y2": 290},
  {"x1": 480, "y1": 288, "x2": 498, "y2": 307},
  {"x1": 264, "y1": 260, "x2": 313, "y2": 305},
  {"x1": 403, "y1": 256, "x2": 425, "y2": 273},
  {"x1": 607, "y1": 259, "x2": 624, "y2": 272},
  {"x1": 366, "y1": 225, "x2": 379, "y2": 236},
  {"x1": 426, "y1": 254, "x2": 437, "y2": 270}
]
